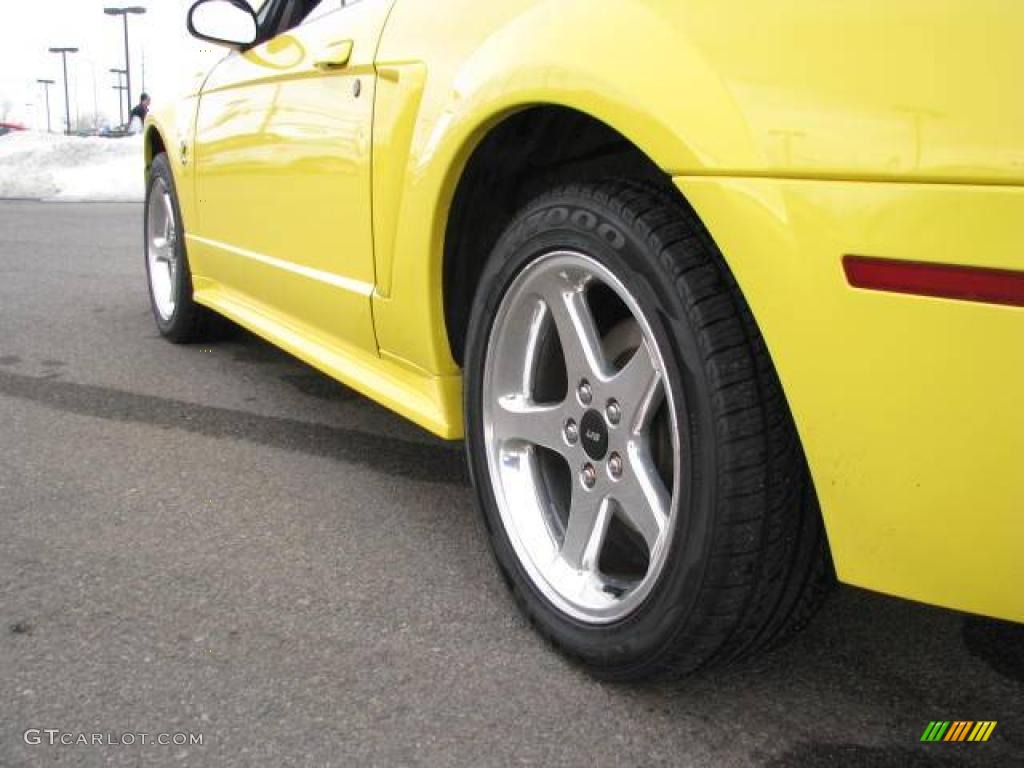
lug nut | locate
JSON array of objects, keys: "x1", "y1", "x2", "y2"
[
  {"x1": 608, "y1": 452, "x2": 623, "y2": 480},
  {"x1": 578, "y1": 379, "x2": 593, "y2": 406},
  {"x1": 564, "y1": 419, "x2": 579, "y2": 445},
  {"x1": 581, "y1": 463, "x2": 597, "y2": 489},
  {"x1": 605, "y1": 400, "x2": 621, "y2": 426}
]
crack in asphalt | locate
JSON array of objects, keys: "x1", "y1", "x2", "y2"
[{"x1": 0, "y1": 370, "x2": 468, "y2": 486}]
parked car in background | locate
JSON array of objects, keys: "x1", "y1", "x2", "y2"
[
  {"x1": 100, "y1": 125, "x2": 135, "y2": 139},
  {"x1": 0, "y1": 122, "x2": 27, "y2": 137},
  {"x1": 142, "y1": 0, "x2": 1024, "y2": 680}
]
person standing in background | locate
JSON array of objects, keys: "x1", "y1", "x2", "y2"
[{"x1": 129, "y1": 93, "x2": 151, "y2": 133}]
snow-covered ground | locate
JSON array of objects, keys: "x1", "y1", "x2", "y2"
[{"x1": 0, "y1": 131, "x2": 144, "y2": 202}]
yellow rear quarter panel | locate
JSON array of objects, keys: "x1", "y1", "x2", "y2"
[{"x1": 680, "y1": 178, "x2": 1024, "y2": 623}]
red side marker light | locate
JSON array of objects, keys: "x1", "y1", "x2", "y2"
[{"x1": 843, "y1": 255, "x2": 1024, "y2": 308}]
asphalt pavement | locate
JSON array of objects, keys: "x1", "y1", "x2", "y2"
[{"x1": 0, "y1": 201, "x2": 1021, "y2": 767}]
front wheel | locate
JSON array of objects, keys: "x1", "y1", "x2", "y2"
[
  {"x1": 464, "y1": 181, "x2": 831, "y2": 680},
  {"x1": 144, "y1": 153, "x2": 211, "y2": 343}
]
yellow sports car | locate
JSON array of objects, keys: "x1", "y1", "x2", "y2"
[{"x1": 144, "y1": 0, "x2": 1023, "y2": 679}]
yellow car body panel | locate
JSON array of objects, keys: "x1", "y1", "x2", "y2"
[
  {"x1": 678, "y1": 177, "x2": 1024, "y2": 622},
  {"x1": 187, "y1": 0, "x2": 396, "y2": 359},
  {"x1": 146, "y1": 0, "x2": 1024, "y2": 622}
]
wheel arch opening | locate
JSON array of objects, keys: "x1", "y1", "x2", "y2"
[
  {"x1": 144, "y1": 126, "x2": 167, "y2": 176},
  {"x1": 442, "y1": 105, "x2": 674, "y2": 367},
  {"x1": 442, "y1": 104, "x2": 835, "y2": 572}
]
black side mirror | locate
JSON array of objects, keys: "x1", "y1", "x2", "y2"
[{"x1": 187, "y1": 0, "x2": 258, "y2": 49}]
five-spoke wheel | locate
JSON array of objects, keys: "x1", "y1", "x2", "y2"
[
  {"x1": 146, "y1": 176, "x2": 179, "y2": 322},
  {"x1": 483, "y1": 250, "x2": 679, "y2": 623},
  {"x1": 144, "y1": 153, "x2": 210, "y2": 343}
]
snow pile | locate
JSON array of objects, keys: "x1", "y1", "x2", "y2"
[{"x1": 0, "y1": 131, "x2": 145, "y2": 202}]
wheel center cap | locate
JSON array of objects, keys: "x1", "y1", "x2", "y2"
[{"x1": 579, "y1": 409, "x2": 609, "y2": 461}]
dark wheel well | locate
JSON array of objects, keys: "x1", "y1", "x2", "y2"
[
  {"x1": 443, "y1": 106, "x2": 673, "y2": 365},
  {"x1": 145, "y1": 128, "x2": 167, "y2": 173}
]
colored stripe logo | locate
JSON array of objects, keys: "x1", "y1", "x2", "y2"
[{"x1": 921, "y1": 721, "x2": 997, "y2": 742}]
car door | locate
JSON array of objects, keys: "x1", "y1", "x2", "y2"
[{"x1": 192, "y1": 0, "x2": 395, "y2": 356}]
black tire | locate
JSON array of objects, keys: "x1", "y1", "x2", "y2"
[
  {"x1": 144, "y1": 153, "x2": 211, "y2": 343},
  {"x1": 464, "y1": 180, "x2": 833, "y2": 680}
]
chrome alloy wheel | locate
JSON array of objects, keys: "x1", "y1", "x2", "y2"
[
  {"x1": 482, "y1": 250, "x2": 681, "y2": 624},
  {"x1": 146, "y1": 177, "x2": 179, "y2": 321}
]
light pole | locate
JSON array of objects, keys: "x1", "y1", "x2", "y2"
[
  {"x1": 37, "y1": 79, "x2": 55, "y2": 133},
  {"x1": 104, "y1": 7, "x2": 147, "y2": 111},
  {"x1": 110, "y1": 68, "x2": 127, "y2": 125},
  {"x1": 48, "y1": 47, "x2": 79, "y2": 135}
]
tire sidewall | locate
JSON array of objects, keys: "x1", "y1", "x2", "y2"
[{"x1": 464, "y1": 188, "x2": 721, "y2": 672}]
